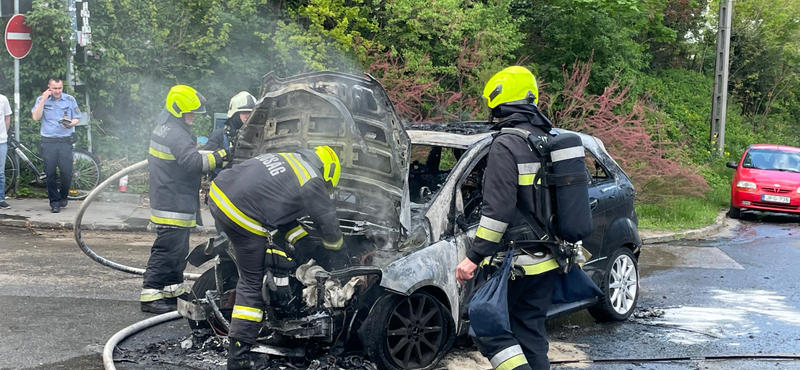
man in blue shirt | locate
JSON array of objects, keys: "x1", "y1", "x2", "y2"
[{"x1": 31, "y1": 78, "x2": 81, "y2": 213}]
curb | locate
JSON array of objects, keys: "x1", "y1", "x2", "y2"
[
  {"x1": 640, "y1": 210, "x2": 728, "y2": 245},
  {"x1": 0, "y1": 218, "x2": 218, "y2": 235}
]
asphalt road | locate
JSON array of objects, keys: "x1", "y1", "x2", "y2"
[{"x1": 1, "y1": 213, "x2": 800, "y2": 370}]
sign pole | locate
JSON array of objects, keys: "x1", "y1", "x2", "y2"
[{"x1": 13, "y1": 0, "x2": 19, "y2": 142}]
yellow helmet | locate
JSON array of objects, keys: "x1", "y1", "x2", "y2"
[
  {"x1": 315, "y1": 145, "x2": 341, "y2": 193},
  {"x1": 165, "y1": 85, "x2": 207, "y2": 118},
  {"x1": 483, "y1": 66, "x2": 539, "y2": 108}
]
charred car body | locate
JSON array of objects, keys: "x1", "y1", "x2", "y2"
[{"x1": 178, "y1": 71, "x2": 642, "y2": 370}]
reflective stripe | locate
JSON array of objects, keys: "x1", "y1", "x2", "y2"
[
  {"x1": 293, "y1": 154, "x2": 319, "y2": 179},
  {"x1": 149, "y1": 147, "x2": 175, "y2": 161},
  {"x1": 285, "y1": 225, "x2": 307, "y2": 245},
  {"x1": 479, "y1": 216, "x2": 508, "y2": 234},
  {"x1": 520, "y1": 258, "x2": 560, "y2": 275},
  {"x1": 209, "y1": 182, "x2": 270, "y2": 236},
  {"x1": 280, "y1": 153, "x2": 311, "y2": 185},
  {"x1": 490, "y1": 345, "x2": 524, "y2": 369},
  {"x1": 476, "y1": 226, "x2": 503, "y2": 243},
  {"x1": 273, "y1": 277, "x2": 289, "y2": 287},
  {"x1": 266, "y1": 248, "x2": 292, "y2": 261},
  {"x1": 517, "y1": 163, "x2": 540, "y2": 174},
  {"x1": 323, "y1": 237, "x2": 344, "y2": 250},
  {"x1": 162, "y1": 283, "x2": 185, "y2": 298},
  {"x1": 551, "y1": 146, "x2": 584, "y2": 162},
  {"x1": 150, "y1": 140, "x2": 172, "y2": 155},
  {"x1": 150, "y1": 209, "x2": 196, "y2": 228},
  {"x1": 496, "y1": 354, "x2": 527, "y2": 370},
  {"x1": 202, "y1": 153, "x2": 211, "y2": 172},
  {"x1": 232, "y1": 305, "x2": 263, "y2": 322},
  {"x1": 140, "y1": 288, "x2": 164, "y2": 302},
  {"x1": 151, "y1": 209, "x2": 196, "y2": 221},
  {"x1": 518, "y1": 174, "x2": 535, "y2": 186}
]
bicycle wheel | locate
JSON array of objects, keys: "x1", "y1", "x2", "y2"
[
  {"x1": 4, "y1": 153, "x2": 18, "y2": 193},
  {"x1": 69, "y1": 149, "x2": 102, "y2": 200}
]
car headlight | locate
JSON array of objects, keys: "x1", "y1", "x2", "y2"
[{"x1": 736, "y1": 181, "x2": 757, "y2": 189}]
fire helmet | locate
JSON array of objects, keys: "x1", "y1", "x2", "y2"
[
  {"x1": 165, "y1": 85, "x2": 207, "y2": 118},
  {"x1": 227, "y1": 91, "x2": 256, "y2": 118},
  {"x1": 483, "y1": 66, "x2": 539, "y2": 108},
  {"x1": 315, "y1": 145, "x2": 341, "y2": 193}
]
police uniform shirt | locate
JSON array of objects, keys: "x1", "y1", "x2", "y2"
[{"x1": 32, "y1": 93, "x2": 82, "y2": 138}]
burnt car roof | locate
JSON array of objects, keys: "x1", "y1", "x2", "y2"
[{"x1": 233, "y1": 71, "x2": 412, "y2": 230}]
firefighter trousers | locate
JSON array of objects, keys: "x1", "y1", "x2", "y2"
[
  {"x1": 473, "y1": 269, "x2": 558, "y2": 370},
  {"x1": 142, "y1": 226, "x2": 190, "y2": 293}
]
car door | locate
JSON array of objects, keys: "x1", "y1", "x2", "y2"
[{"x1": 583, "y1": 148, "x2": 618, "y2": 258}]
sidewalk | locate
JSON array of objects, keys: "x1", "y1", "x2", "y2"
[
  {"x1": 0, "y1": 193, "x2": 216, "y2": 234},
  {"x1": 0, "y1": 193, "x2": 728, "y2": 242}
]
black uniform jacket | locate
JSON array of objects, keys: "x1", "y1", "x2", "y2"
[
  {"x1": 148, "y1": 110, "x2": 221, "y2": 228},
  {"x1": 466, "y1": 112, "x2": 552, "y2": 264},
  {"x1": 209, "y1": 152, "x2": 344, "y2": 249}
]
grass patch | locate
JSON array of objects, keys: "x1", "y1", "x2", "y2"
[{"x1": 636, "y1": 185, "x2": 730, "y2": 231}]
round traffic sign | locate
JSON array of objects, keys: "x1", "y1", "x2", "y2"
[{"x1": 5, "y1": 14, "x2": 32, "y2": 59}]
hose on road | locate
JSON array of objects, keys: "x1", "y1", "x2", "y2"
[
  {"x1": 73, "y1": 159, "x2": 200, "y2": 280},
  {"x1": 103, "y1": 311, "x2": 183, "y2": 370}
]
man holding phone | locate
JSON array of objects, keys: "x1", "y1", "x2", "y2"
[{"x1": 31, "y1": 78, "x2": 81, "y2": 213}]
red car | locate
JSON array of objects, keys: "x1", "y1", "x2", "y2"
[{"x1": 726, "y1": 144, "x2": 800, "y2": 218}]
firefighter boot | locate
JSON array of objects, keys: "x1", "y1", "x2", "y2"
[
  {"x1": 228, "y1": 338, "x2": 269, "y2": 370},
  {"x1": 140, "y1": 298, "x2": 177, "y2": 314}
]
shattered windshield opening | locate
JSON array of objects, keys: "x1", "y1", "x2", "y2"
[{"x1": 408, "y1": 145, "x2": 462, "y2": 204}]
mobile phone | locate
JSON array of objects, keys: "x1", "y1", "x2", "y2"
[{"x1": 59, "y1": 118, "x2": 71, "y2": 128}]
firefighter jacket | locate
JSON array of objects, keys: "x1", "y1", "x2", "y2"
[
  {"x1": 466, "y1": 111, "x2": 552, "y2": 266},
  {"x1": 148, "y1": 110, "x2": 223, "y2": 228},
  {"x1": 209, "y1": 152, "x2": 345, "y2": 250}
]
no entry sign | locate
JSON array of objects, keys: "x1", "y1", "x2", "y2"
[{"x1": 4, "y1": 14, "x2": 32, "y2": 59}]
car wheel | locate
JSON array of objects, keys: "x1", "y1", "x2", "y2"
[
  {"x1": 588, "y1": 247, "x2": 639, "y2": 322},
  {"x1": 360, "y1": 291, "x2": 455, "y2": 370},
  {"x1": 188, "y1": 263, "x2": 239, "y2": 333},
  {"x1": 728, "y1": 205, "x2": 741, "y2": 219}
]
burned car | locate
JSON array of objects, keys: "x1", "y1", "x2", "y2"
[{"x1": 178, "y1": 71, "x2": 642, "y2": 370}]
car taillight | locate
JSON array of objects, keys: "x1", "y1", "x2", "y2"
[{"x1": 736, "y1": 181, "x2": 757, "y2": 189}]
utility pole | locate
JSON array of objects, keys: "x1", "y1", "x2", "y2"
[{"x1": 710, "y1": 0, "x2": 732, "y2": 156}]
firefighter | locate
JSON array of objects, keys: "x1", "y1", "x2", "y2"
[
  {"x1": 455, "y1": 66, "x2": 560, "y2": 370},
  {"x1": 208, "y1": 146, "x2": 350, "y2": 370},
  {"x1": 202, "y1": 91, "x2": 256, "y2": 153},
  {"x1": 140, "y1": 85, "x2": 228, "y2": 314}
]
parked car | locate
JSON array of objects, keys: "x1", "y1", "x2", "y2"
[
  {"x1": 726, "y1": 144, "x2": 800, "y2": 218},
  {"x1": 179, "y1": 71, "x2": 641, "y2": 370}
]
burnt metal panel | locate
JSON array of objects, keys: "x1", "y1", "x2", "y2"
[{"x1": 234, "y1": 71, "x2": 411, "y2": 230}]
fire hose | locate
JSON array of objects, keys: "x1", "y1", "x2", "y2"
[
  {"x1": 73, "y1": 159, "x2": 200, "y2": 280},
  {"x1": 72, "y1": 159, "x2": 206, "y2": 369}
]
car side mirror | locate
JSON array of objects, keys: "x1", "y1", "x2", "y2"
[{"x1": 725, "y1": 161, "x2": 738, "y2": 169}]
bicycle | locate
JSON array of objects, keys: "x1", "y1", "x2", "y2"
[{"x1": 3, "y1": 132, "x2": 102, "y2": 200}]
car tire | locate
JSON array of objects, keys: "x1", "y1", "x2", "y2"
[
  {"x1": 360, "y1": 291, "x2": 455, "y2": 370},
  {"x1": 588, "y1": 247, "x2": 639, "y2": 322},
  {"x1": 188, "y1": 263, "x2": 239, "y2": 332},
  {"x1": 728, "y1": 205, "x2": 741, "y2": 219}
]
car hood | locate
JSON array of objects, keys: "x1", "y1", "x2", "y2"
[
  {"x1": 233, "y1": 71, "x2": 411, "y2": 230},
  {"x1": 740, "y1": 168, "x2": 800, "y2": 187}
]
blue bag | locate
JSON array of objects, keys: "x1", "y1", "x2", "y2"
[
  {"x1": 468, "y1": 247, "x2": 515, "y2": 338},
  {"x1": 551, "y1": 267, "x2": 602, "y2": 304}
]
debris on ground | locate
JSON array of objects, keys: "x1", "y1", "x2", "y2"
[
  {"x1": 115, "y1": 335, "x2": 379, "y2": 370},
  {"x1": 634, "y1": 307, "x2": 667, "y2": 318}
]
